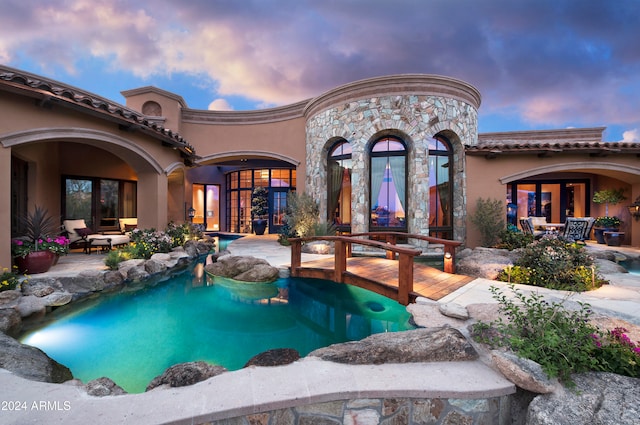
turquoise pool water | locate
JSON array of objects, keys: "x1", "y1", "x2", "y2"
[{"x1": 20, "y1": 257, "x2": 414, "y2": 393}]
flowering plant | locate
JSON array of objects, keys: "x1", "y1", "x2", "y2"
[
  {"x1": 12, "y1": 236, "x2": 70, "y2": 258},
  {"x1": 0, "y1": 266, "x2": 23, "y2": 292},
  {"x1": 12, "y1": 206, "x2": 63, "y2": 258},
  {"x1": 592, "y1": 327, "x2": 640, "y2": 377}
]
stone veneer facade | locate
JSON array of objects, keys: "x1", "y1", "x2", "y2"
[
  {"x1": 304, "y1": 75, "x2": 480, "y2": 245},
  {"x1": 201, "y1": 396, "x2": 510, "y2": 424}
]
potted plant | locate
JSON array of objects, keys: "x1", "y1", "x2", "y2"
[
  {"x1": 592, "y1": 188, "x2": 627, "y2": 244},
  {"x1": 11, "y1": 206, "x2": 66, "y2": 274},
  {"x1": 251, "y1": 187, "x2": 269, "y2": 235}
]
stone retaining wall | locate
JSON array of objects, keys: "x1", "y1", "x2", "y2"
[{"x1": 201, "y1": 396, "x2": 511, "y2": 425}]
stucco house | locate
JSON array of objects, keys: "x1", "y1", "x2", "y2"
[{"x1": 2, "y1": 65, "x2": 639, "y2": 267}]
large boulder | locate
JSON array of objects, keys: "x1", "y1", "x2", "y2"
[
  {"x1": 492, "y1": 350, "x2": 558, "y2": 394},
  {"x1": 0, "y1": 332, "x2": 72, "y2": 383},
  {"x1": 85, "y1": 377, "x2": 127, "y2": 396},
  {"x1": 0, "y1": 308, "x2": 22, "y2": 336},
  {"x1": 146, "y1": 361, "x2": 226, "y2": 391},
  {"x1": 308, "y1": 327, "x2": 477, "y2": 364},
  {"x1": 204, "y1": 255, "x2": 279, "y2": 283},
  {"x1": 456, "y1": 247, "x2": 517, "y2": 279},
  {"x1": 526, "y1": 372, "x2": 640, "y2": 425},
  {"x1": 244, "y1": 348, "x2": 300, "y2": 367}
]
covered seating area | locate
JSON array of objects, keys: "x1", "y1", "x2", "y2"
[
  {"x1": 62, "y1": 218, "x2": 136, "y2": 254},
  {"x1": 520, "y1": 216, "x2": 595, "y2": 243}
]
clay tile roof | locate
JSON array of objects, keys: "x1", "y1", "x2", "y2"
[
  {"x1": 0, "y1": 66, "x2": 197, "y2": 165},
  {"x1": 467, "y1": 127, "x2": 640, "y2": 157}
]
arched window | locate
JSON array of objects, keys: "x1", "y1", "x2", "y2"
[
  {"x1": 428, "y1": 135, "x2": 453, "y2": 238},
  {"x1": 328, "y1": 141, "x2": 352, "y2": 229},
  {"x1": 369, "y1": 137, "x2": 407, "y2": 231}
]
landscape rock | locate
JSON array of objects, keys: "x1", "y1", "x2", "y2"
[
  {"x1": 491, "y1": 351, "x2": 557, "y2": 394},
  {"x1": 103, "y1": 270, "x2": 125, "y2": 287},
  {"x1": 594, "y1": 258, "x2": 629, "y2": 275},
  {"x1": 144, "y1": 258, "x2": 168, "y2": 275},
  {"x1": 0, "y1": 289, "x2": 22, "y2": 308},
  {"x1": 244, "y1": 348, "x2": 301, "y2": 367},
  {"x1": 16, "y1": 295, "x2": 46, "y2": 317},
  {"x1": 406, "y1": 303, "x2": 468, "y2": 328},
  {"x1": 302, "y1": 241, "x2": 334, "y2": 254},
  {"x1": 0, "y1": 308, "x2": 22, "y2": 336},
  {"x1": 0, "y1": 332, "x2": 73, "y2": 383},
  {"x1": 21, "y1": 280, "x2": 55, "y2": 297},
  {"x1": 205, "y1": 255, "x2": 279, "y2": 283},
  {"x1": 56, "y1": 273, "x2": 107, "y2": 295},
  {"x1": 85, "y1": 377, "x2": 127, "y2": 397},
  {"x1": 127, "y1": 265, "x2": 150, "y2": 282},
  {"x1": 456, "y1": 247, "x2": 516, "y2": 279},
  {"x1": 146, "y1": 361, "x2": 227, "y2": 391},
  {"x1": 234, "y1": 264, "x2": 280, "y2": 282},
  {"x1": 308, "y1": 327, "x2": 477, "y2": 364},
  {"x1": 41, "y1": 292, "x2": 73, "y2": 307},
  {"x1": 526, "y1": 372, "x2": 640, "y2": 425},
  {"x1": 438, "y1": 302, "x2": 469, "y2": 320}
]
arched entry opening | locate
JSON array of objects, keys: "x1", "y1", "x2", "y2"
[{"x1": 193, "y1": 152, "x2": 299, "y2": 234}]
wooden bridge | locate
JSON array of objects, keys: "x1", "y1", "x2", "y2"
[{"x1": 289, "y1": 232, "x2": 474, "y2": 305}]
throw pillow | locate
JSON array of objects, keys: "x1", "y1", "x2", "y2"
[{"x1": 75, "y1": 227, "x2": 93, "y2": 237}]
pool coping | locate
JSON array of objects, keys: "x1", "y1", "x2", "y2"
[{"x1": 2, "y1": 357, "x2": 515, "y2": 424}]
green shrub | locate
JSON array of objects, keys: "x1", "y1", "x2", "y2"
[
  {"x1": 472, "y1": 284, "x2": 640, "y2": 385},
  {"x1": 105, "y1": 249, "x2": 132, "y2": 270},
  {"x1": 283, "y1": 191, "x2": 320, "y2": 238},
  {"x1": 496, "y1": 236, "x2": 605, "y2": 291},
  {"x1": 128, "y1": 228, "x2": 173, "y2": 259},
  {"x1": 469, "y1": 198, "x2": 505, "y2": 247},
  {"x1": 311, "y1": 221, "x2": 337, "y2": 237},
  {"x1": 495, "y1": 224, "x2": 533, "y2": 250}
]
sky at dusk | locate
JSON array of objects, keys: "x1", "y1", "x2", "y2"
[{"x1": 1, "y1": 0, "x2": 639, "y2": 142}]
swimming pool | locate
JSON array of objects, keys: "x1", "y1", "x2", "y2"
[{"x1": 20, "y1": 258, "x2": 414, "y2": 393}]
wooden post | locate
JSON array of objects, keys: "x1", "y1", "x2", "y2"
[
  {"x1": 290, "y1": 239, "x2": 301, "y2": 277},
  {"x1": 334, "y1": 239, "x2": 346, "y2": 283},
  {"x1": 397, "y1": 253, "x2": 413, "y2": 305}
]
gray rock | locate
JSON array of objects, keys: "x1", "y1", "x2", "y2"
[
  {"x1": 234, "y1": 263, "x2": 280, "y2": 282},
  {"x1": 456, "y1": 247, "x2": 515, "y2": 279},
  {"x1": 21, "y1": 280, "x2": 55, "y2": 297},
  {"x1": 0, "y1": 290, "x2": 22, "y2": 308},
  {"x1": 127, "y1": 265, "x2": 150, "y2": 282},
  {"x1": 526, "y1": 372, "x2": 640, "y2": 425},
  {"x1": 309, "y1": 327, "x2": 477, "y2": 364},
  {"x1": 144, "y1": 258, "x2": 168, "y2": 275},
  {"x1": 244, "y1": 348, "x2": 301, "y2": 367},
  {"x1": 57, "y1": 273, "x2": 107, "y2": 295},
  {"x1": 182, "y1": 240, "x2": 199, "y2": 257},
  {"x1": 205, "y1": 255, "x2": 280, "y2": 283},
  {"x1": 302, "y1": 241, "x2": 334, "y2": 254},
  {"x1": 0, "y1": 332, "x2": 73, "y2": 383},
  {"x1": 407, "y1": 303, "x2": 467, "y2": 328},
  {"x1": 146, "y1": 361, "x2": 226, "y2": 391},
  {"x1": 103, "y1": 270, "x2": 125, "y2": 288},
  {"x1": 492, "y1": 351, "x2": 557, "y2": 394},
  {"x1": 41, "y1": 292, "x2": 73, "y2": 307},
  {"x1": 196, "y1": 240, "x2": 215, "y2": 255},
  {"x1": 0, "y1": 308, "x2": 22, "y2": 336},
  {"x1": 117, "y1": 259, "x2": 146, "y2": 277},
  {"x1": 16, "y1": 295, "x2": 46, "y2": 317},
  {"x1": 85, "y1": 377, "x2": 127, "y2": 396},
  {"x1": 594, "y1": 258, "x2": 628, "y2": 275},
  {"x1": 438, "y1": 302, "x2": 469, "y2": 320}
]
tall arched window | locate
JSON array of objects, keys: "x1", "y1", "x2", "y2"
[
  {"x1": 328, "y1": 141, "x2": 352, "y2": 230},
  {"x1": 428, "y1": 135, "x2": 453, "y2": 238},
  {"x1": 369, "y1": 137, "x2": 407, "y2": 231}
]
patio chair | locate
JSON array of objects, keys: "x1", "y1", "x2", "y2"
[
  {"x1": 62, "y1": 219, "x2": 130, "y2": 254},
  {"x1": 519, "y1": 217, "x2": 545, "y2": 239},
  {"x1": 561, "y1": 217, "x2": 595, "y2": 243}
]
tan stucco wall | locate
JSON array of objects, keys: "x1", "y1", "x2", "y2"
[
  {"x1": 0, "y1": 91, "x2": 190, "y2": 267},
  {"x1": 466, "y1": 153, "x2": 640, "y2": 247}
]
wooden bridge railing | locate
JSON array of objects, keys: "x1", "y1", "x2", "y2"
[{"x1": 289, "y1": 233, "x2": 462, "y2": 305}]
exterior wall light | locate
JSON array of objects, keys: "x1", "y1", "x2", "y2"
[{"x1": 628, "y1": 196, "x2": 640, "y2": 221}]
